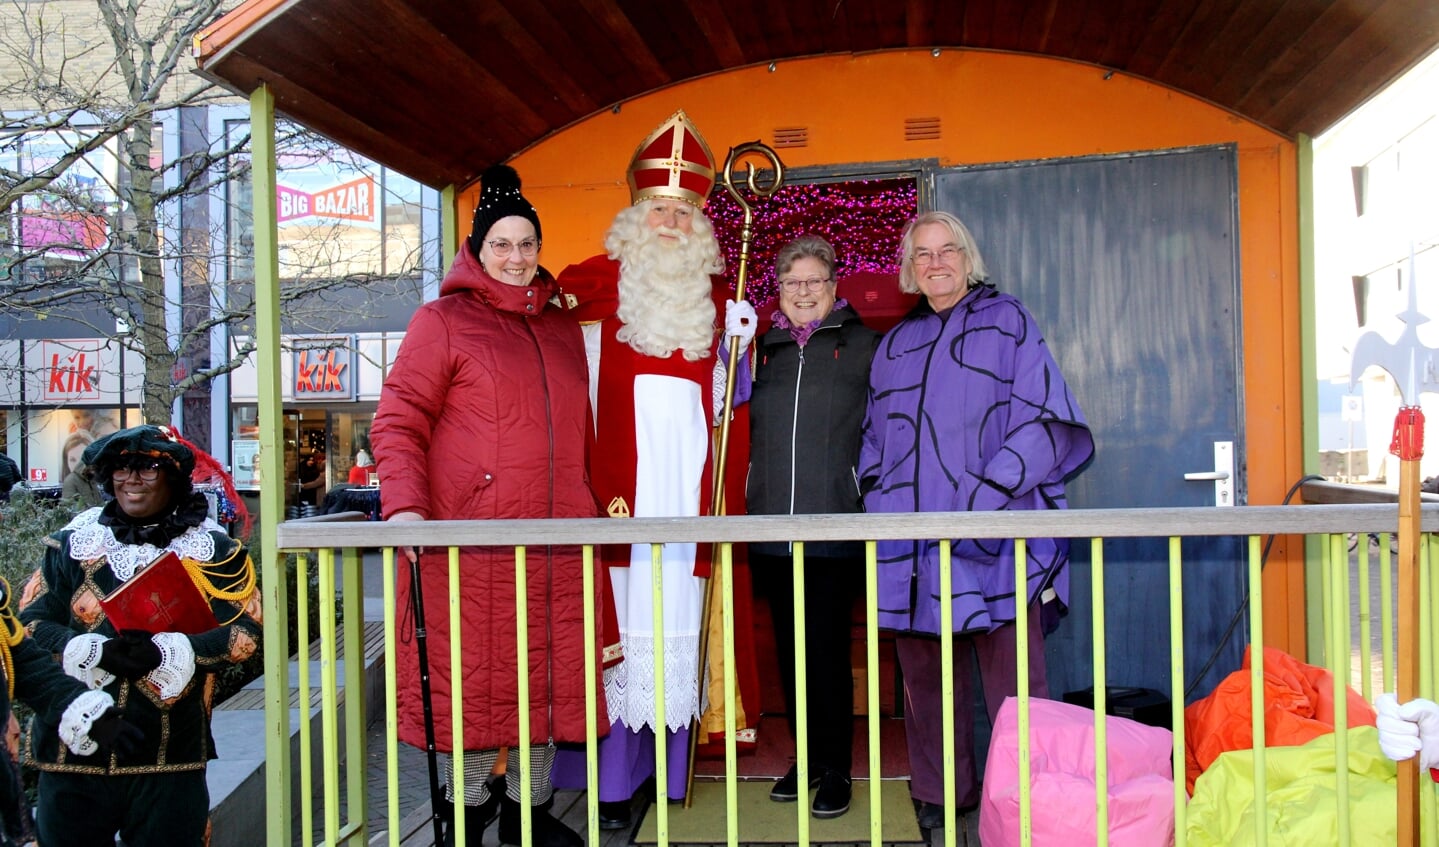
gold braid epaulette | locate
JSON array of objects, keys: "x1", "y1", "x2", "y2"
[
  {"x1": 0, "y1": 578, "x2": 26, "y2": 699},
  {"x1": 179, "y1": 543, "x2": 257, "y2": 626}
]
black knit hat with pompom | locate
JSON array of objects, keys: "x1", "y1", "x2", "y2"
[{"x1": 467, "y1": 164, "x2": 542, "y2": 259}]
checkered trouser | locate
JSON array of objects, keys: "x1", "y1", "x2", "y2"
[{"x1": 441, "y1": 744, "x2": 557, "y2": 806}]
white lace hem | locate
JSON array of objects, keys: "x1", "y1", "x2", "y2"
[
  {"x1": 603, "y1": 633, "x2": 701, "y2": 732},
  {"x1": 62, "y1": 633, "x2": 115, "y2": 690},
  {"x1": 145, "y1": 632, "x2": 195, "y2": 699},
  {"x1": 58, "y1": 689, "x2": 114, "y2": 756}
]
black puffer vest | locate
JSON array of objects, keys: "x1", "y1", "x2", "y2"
[{"x1": 747, "y1": 306, "x2": 879, "y2": 558}]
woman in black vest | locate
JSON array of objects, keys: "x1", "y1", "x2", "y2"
[{"x1": 747, "y1": 235, "x2": 879, "y2": 820}]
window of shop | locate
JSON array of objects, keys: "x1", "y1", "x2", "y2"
[
  {"x1": 230, "y1": 403, "x2": 375, "y2": 507},
  {"x1": 223, "y1": 120, "x2": 429, "y2": 285}
]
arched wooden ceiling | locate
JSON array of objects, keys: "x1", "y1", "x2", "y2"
[{"x1": 195, "y1": 0, "x2": 1439, "y2": 189}]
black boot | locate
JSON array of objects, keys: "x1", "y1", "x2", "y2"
[
  {"x1": 443, "y1": 777, "x2": 502, "y2": 846},
  {"x1": 498, "y1": 795, "x2": 583, "y2": 847}
]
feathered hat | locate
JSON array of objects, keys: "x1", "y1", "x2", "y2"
[{"x1": 84, "y1": 424, "x2": 252, "y2": 536}]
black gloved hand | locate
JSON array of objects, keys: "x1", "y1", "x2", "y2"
[
  {"x1": 96, "y1": 630, "x2": 163, "y2": 678},
  {"x1": 88, "y1": 707, "x2": 143, "y2": 758}
]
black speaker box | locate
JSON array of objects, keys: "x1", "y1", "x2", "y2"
[{"x1": 1062, "y1": 686, "x2": 1172, "y2": 730}]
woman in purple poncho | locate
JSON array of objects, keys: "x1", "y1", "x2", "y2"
[{"x1": 859, "y1": 211, "x2": 1095, "y2": 829}]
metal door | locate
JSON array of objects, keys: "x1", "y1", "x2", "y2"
[{"x1": 932, "y1": 146, "x2": 1246, "y2": 702}]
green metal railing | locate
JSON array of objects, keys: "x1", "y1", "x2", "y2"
[{"x1": 266, "y1": 504, "x2": 1439, "y2": 847}]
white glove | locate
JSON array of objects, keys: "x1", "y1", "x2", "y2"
[
  {"x1": 724, "y1": 299, "x2": 757, "y2": 349},
  {"x1": 1376, "y1": 692, "x2": 1439, "y2": 770}
]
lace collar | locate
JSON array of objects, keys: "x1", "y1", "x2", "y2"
[{"x1": 62, "y1": 508, "x2": 226, "y2": 582}]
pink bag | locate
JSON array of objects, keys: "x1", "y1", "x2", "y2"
[{"x1": 979, "y1": 696, "x2": 1175, "y2": 847}]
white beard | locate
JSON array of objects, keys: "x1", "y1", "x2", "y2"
[{"x1": 607, "y1": 207, "x2": 723, "y2": 361}]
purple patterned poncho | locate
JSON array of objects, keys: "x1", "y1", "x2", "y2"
[{"x1": 859, "y1": 284, "x2": 1094, "y2": 636}]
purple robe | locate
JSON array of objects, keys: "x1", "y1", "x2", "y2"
[{"x1": 859, "y1": 285, "x2": 1094, "y2": 636}]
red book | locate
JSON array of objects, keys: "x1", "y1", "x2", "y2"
[{"x1": 99, "y1": 551, "x2": 218, "y2": 635}]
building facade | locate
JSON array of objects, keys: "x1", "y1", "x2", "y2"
[{"x1": 1314, "y1": 49, "x2": 1439, "y2": 482}]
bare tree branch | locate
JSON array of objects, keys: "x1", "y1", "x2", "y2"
[{"x1": 1, "y1": 1, "x2": 432, "y2": 427}]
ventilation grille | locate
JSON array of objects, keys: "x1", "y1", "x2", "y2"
[
  {"x1": 773, "y1": 126, "x2": 808, "y2": 148},
  {"x1": 905, "y1": 116, "x2": 941, "y2": 141}
]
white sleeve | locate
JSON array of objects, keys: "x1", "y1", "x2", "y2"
[
  {"x1": 62, "y1": 633, "x2": 115, "y2": 690},
  {"x1": 57, "y1": 689, "x2": 115, "y2": 756},
  {"x1": 143, "y1": 632, "x2": 196, "y2": 699}
]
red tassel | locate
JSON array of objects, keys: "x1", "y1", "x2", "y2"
[
  {"x1": 159, "y1": 426, "x2": 253, "y2": 537},
  {"x1": 1389, "y1": 406, "x2": 1425, "y2": 461}
]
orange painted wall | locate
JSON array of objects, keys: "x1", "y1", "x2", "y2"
[{"x1": 475, "y1": 49, "x2": 1305, "y2": 655}]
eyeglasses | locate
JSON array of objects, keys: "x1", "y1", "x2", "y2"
[
  {"x1": 485, "y1": 238, "x2": 540, "y2": 258},
  {"x1": 910, "y1": 245, "x2": 964, "y2": 266},
  {"x1": 778, "y1": 276, "x2": 833, "y2": 293},
  {"x1": 112, "y1": 463, "x2": 162, "y2": 482}
]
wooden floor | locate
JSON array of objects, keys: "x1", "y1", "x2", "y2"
[{"x1": 378, "y1": 788, "x2": 981, "y2": 847}]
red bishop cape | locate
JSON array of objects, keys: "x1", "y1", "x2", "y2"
[{"x1": 560, "y1": 254, "x2": 762, "y2": 753}]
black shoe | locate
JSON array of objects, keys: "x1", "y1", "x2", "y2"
[
  {"x1": 598, "y1": 799, "x2": 632, "y2": 830},
  {"x1": 811, "y1": 770, "x2": 851, "y2": 819},
  {"x1": 498, "y1": 795, "x2": 583, "y2": 847},
  {"x1": 769, "y1": 765, "x2": 821, "y2": 802},
  {"x1": 443, "y1": 778, "x2": 502, "y2": 846},
  {"x1": 915, "y1": 801, "x2": 945, "y2": 830}
]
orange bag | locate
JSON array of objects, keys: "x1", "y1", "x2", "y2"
[{"x1": 1183, "y1": 645, "x2": 1376, "y2": 794}]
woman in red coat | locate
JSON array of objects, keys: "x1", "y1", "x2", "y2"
[{"x1": 370, "y1": 165, "x2": 605, "y2": 847}]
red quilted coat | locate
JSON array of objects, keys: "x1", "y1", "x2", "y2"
[{"x1": 371, "y1": 246, "x2": 607, "y2": 751}]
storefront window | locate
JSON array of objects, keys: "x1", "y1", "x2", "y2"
[
  {"x1": 223, "y1": 121, "x2": 431, "y2": 285},
  {"x1": 4, "y1": 129, "x2": 124, "y2": 289}
]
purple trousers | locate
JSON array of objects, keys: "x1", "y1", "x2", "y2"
[
  {"x1": 551, "y1": 720, "x2": 691, "y2": 802},
  {"x1": 897, "y1": 607, "x2": 1048, "y2": 808}
]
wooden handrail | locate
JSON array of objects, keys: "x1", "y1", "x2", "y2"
[{"x1": 275, "y1": 502, "x2": 1439, "y2": 550}]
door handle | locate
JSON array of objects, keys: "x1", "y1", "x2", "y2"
[{"x1": 1183, "y1": 442, "x2": 1235, "y2": 506}]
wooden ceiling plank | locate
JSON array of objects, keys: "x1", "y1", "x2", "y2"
[
  {"x1": 1229, "y1": 1, "x2": 1372, "y2": 117},
  {"x1": 923, "y1": 0, "x2": 972, "y2": 49},
  {"x1": 1206, "y1": 0, "x2": 1332, "y2": 107},
  {"x1": 1147, "y1": 0, "x2": 1247, "y2": 85},
  {"x1": 904, "y1": 0, "x2": 933, "y2": 47},
  {"x1": 865, "y1": 0, "x2": 914, "y2": 50},
  {"x1": 987, "y1": 0, "x2": 1032, "y2": 51},
  {"x1": 747, "y1": 0, "x2": 812, "y2": 55},
  {"x1": 1091, "y1": 0, "x2": 1169, "y2": 69},
  {"x1": 396, "y1": 0, "x2": 600, "y2": 118},
  {"x1": 681, "y1": 0, "x2": 749, "y2": 66},
  {"x1": 1164, "y1": 0, "x2": 1285, "y2": 100},
  {"x1": 195, "y1": 0, "x2": 1439, "y2": 181},
  {"x1": 211, "y1": 52, "x2": 457, "y2": 187},
  {"x1": 1253, "y1": 0, "x2": 1439, "y2": 135},
  {"x1": 1070, "y1": 3, "x2": 1130, "y2": 67},
  {"x1": 964, "y1": 0, "x2": 997, "y2": 49},
  {"x1": 570, "y1": 0, "x2": 673, "y2": 89},
  {"x1": 509, "y1": 0, "x2": 653, "y2": 106},
  {"x1": 1033, "y1": 0, "x2": 1093, "y2": 60},
  {"x1": 319, "y1": 0, "x2": 552, "y2": 139},
  {"x1": 1124, "y1": 0, "x2": 1204, "y2": 78},
  {"x1": 817, "y1": 0, "x2": 853, "y2": 55},
  {"x1": 615, "y1": 0, "x2": 723, "y2": 81},
  {"x1": 242, "y1": 8, "x2": 535, "y2": 182},
  {"x1": 1016, "y1": 0, "x2": 1062, "y2": 54}
]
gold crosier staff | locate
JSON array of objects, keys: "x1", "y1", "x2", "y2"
[{"x1": 685, "y1": 141, "x2": 785, "y2": 806}]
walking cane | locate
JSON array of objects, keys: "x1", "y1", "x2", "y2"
[
  {"x1": 685, "y1": 141, "x2": 784, "y2": 806},
  {"x1": 408, "y1": 549, "x2": 448, "y2": 847}
]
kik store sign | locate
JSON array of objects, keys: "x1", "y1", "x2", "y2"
[
  {"x1": 23, "y1": 339, "x2": 139, "y2": 404},
  {"x1": 292, "y1": 339, "x2": 355, "y2": 401}
]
